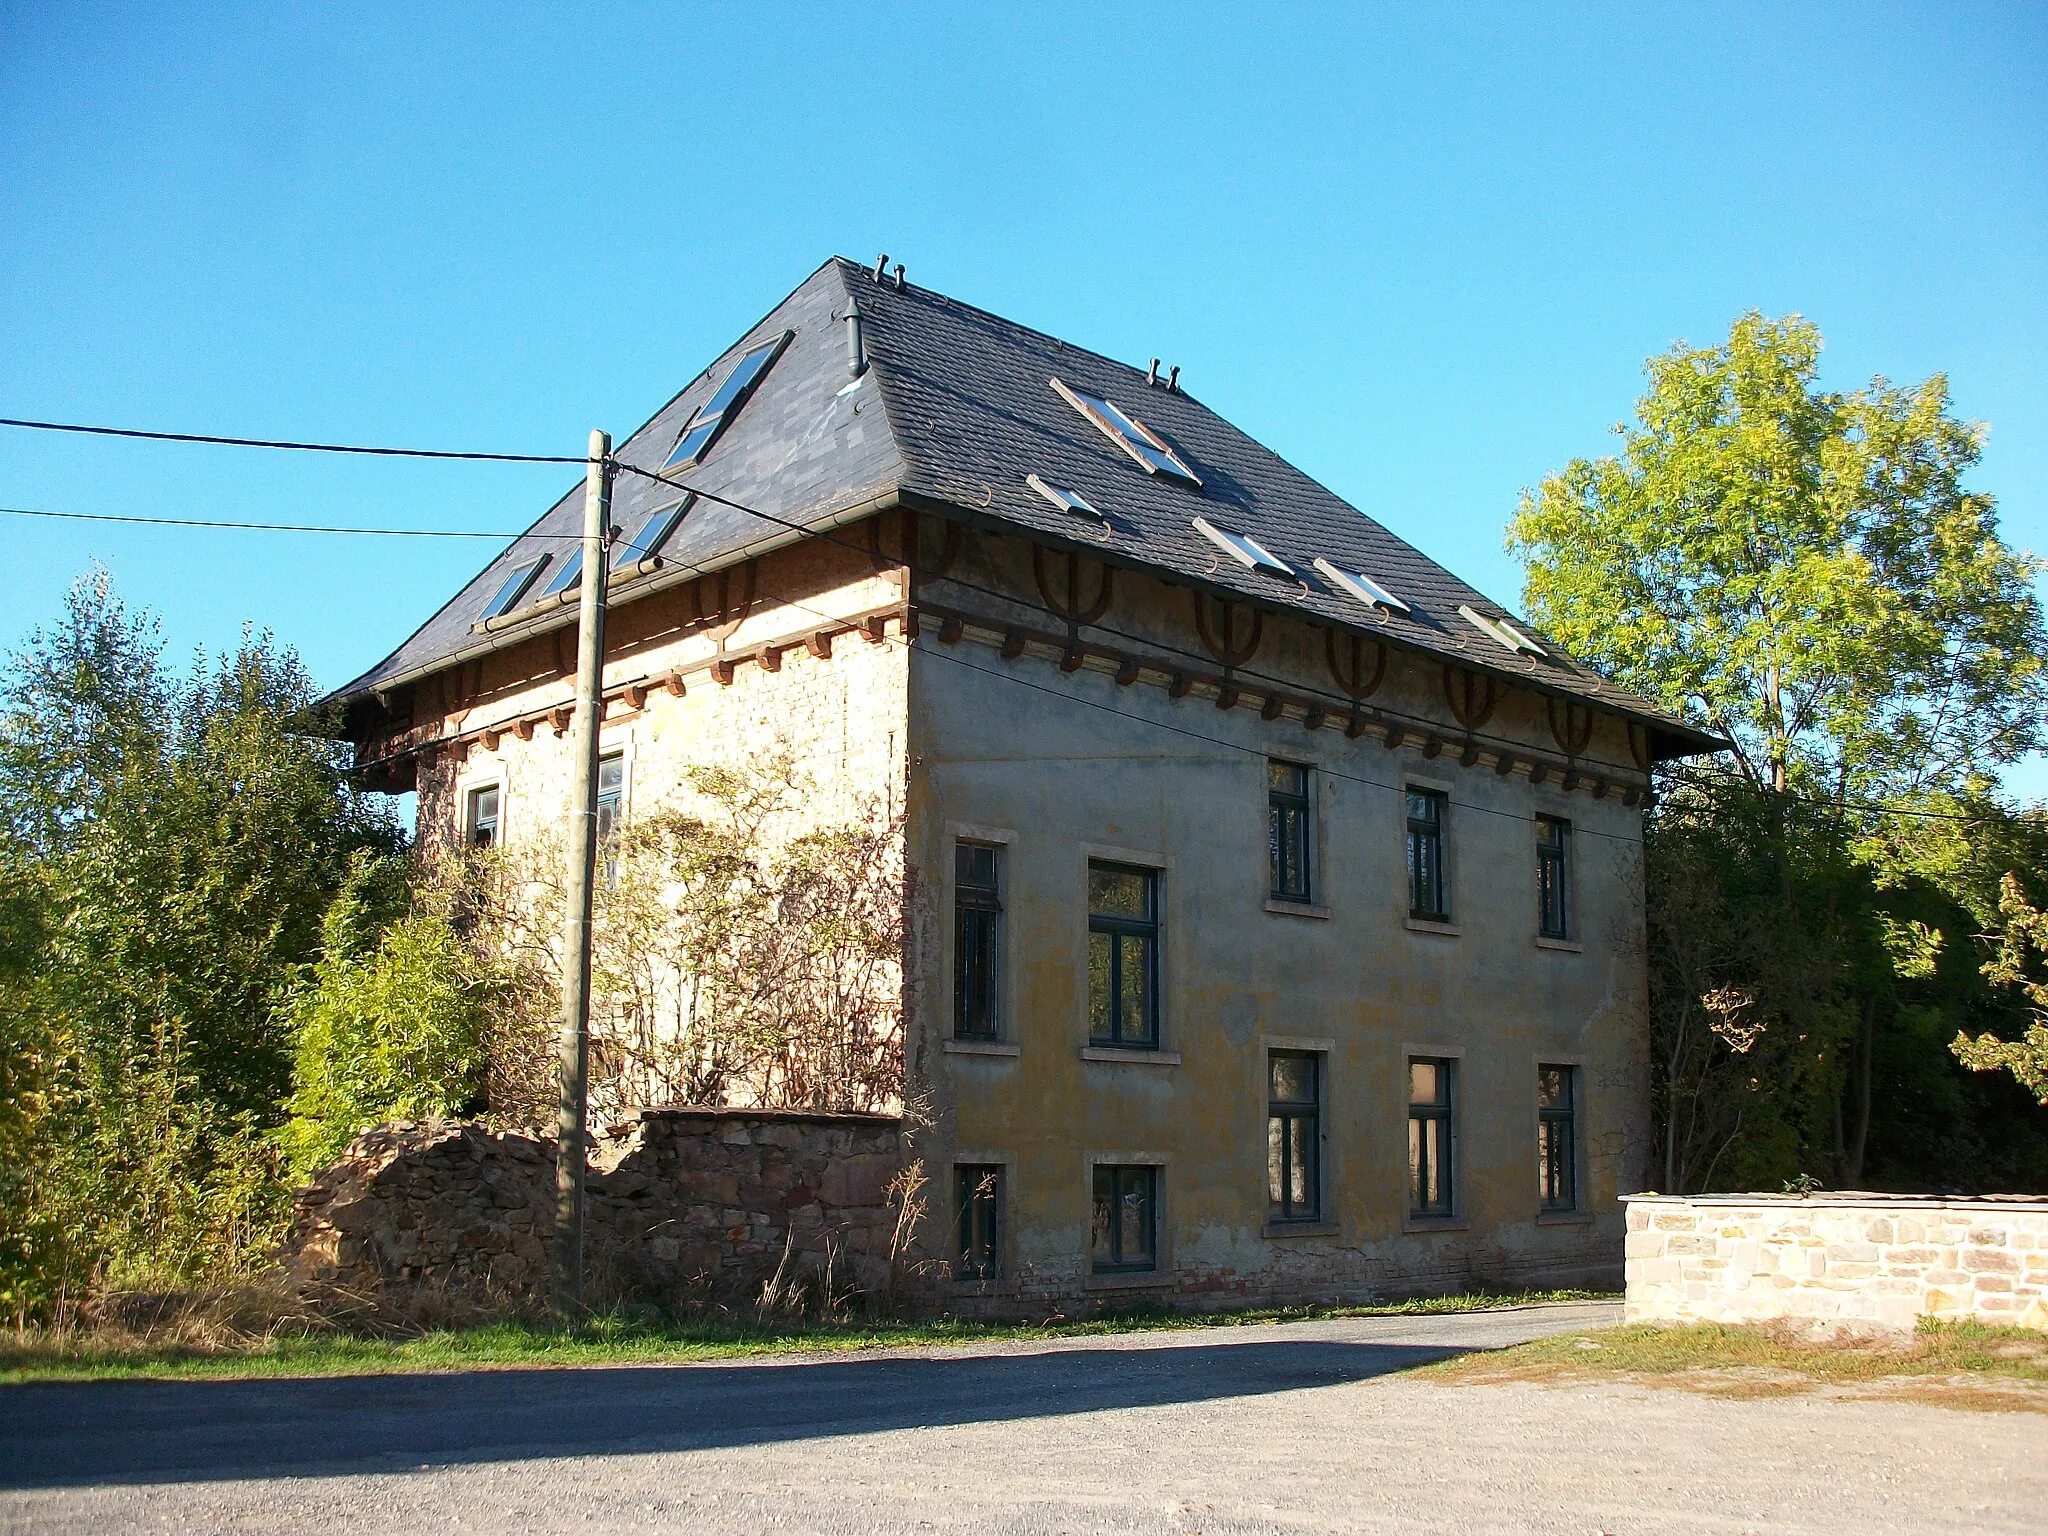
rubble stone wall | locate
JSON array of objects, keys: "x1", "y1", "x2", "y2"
[
  {"x1": 1625, "y1": 1193, "x2": 2048, "y2": 1332},
  {"x1": 289, "y1": 1110, "x2": 904, "y2": 1303}
]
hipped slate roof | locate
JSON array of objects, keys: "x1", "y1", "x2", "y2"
[{"x1": 333, "y1": 257, "x2": 1716, "y2": 756}]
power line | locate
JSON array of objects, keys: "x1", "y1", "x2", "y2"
[
  {"x1": 0, "y1": 416, "x2": 584, "y2": 464},
  {"x1": 0, "y1": 504, "x2": 577, "y2": 540}
]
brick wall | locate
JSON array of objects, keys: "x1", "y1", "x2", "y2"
[
  {"x1": 1624, "y1": 1193, "x2": 2048, "y2": 1332},
  {"x1": 289, "y1": 1110, "x2": 904, "y2": 1307}
]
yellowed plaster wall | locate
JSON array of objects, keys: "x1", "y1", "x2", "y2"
[{"x1": 904, "y1": 529, "x2": 1651, "y2": 1307}]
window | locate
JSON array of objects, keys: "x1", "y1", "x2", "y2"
[
  {"x1": 1539, "y1": 1066, "x2": 1576, "y2": 1211},
  {"x1": 954, "y1": 842, "x2": 1003, "y2": 1040},
  {"x1": 616, "y1": 499, "x2": 690, "y2": 568},
  {"x1": 1090, "y1": 1164, "x2": 1158, "y2": 1273},
  {"x1": 480, "y1": 555, "x2": 549, "y2": 620},
  {"x1": 1193, "y1": 515, "x2": 1292, "y2": 575},
  {"x1": 1406, "y1": 788, "x2": 1448, "y2": 921},
  {"x1": 1537, "y1": 816, "x2": 1572, "y2": 940},
  {"x1": 956, "y1": 1165, "x2": 1003, "y2": 1282},
  {"x1": 1268, "y1": 760, "x2": 1312, "y2": 902},
  {"x1": 1088, "y1": 862, "x2": 1159, "y2": 1048},
  {"x1": 467, "y1": 784, "x2": 500, "y2": 849},
  {"x1": 1267, "y1": 1051, "x2": 1321, "y2": 1224},
  {"x1": 1311, "y1": 557, "x2": 1409, "y2": 614},
  {"x1": 1408, "y1": 1059, "x2": 1455, "y2": 1218},
  {"x1": 1051, "y1": 377, "x2": 1201, "y2": 485},
  {"x1": 1458, "y1": 603, "x2": 1544, "y2": 656},
  {"x1": 596, "y1": 752, "x2": 625, "y2": 886},
  {"x1": 1026, "y1": 474, "x2": 1100, "y2": 519},
  {"x1": 540, "y1": 545, "x2": 586, "y2": 600},
  {"x1": 665, "y1": 332, "x2": 791, "y2": 469}
]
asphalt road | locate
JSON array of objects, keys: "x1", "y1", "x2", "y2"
[{"x1": 1, "y1": 1301, "x2": 2038, "y2": 1534}]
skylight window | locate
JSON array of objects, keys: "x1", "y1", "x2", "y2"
[
  {"x1": 664, "y1": 332, "x2": 792, "y2": 469},
  {"x1": 540, "y1": 546, "x2": 584, "y2": 600},
  {"x1": 1050, "y1": 377, "x2": 1201, "y2": 485},
  {"x1": 1193, "y1": 515, "x2": 1292, "y2": 575},
  {"x1": 1026, "y1": 474, "x2": 1100, "y2": 519},
  {"x1": 480, "y1": 555, "x2": 549, "y2": 620},
  {"x1": 1313, "y1": 558, "x2": 1410, "y2": 614},
  {"x1": 1459, "y1": 604, "x2": 1545, "y2": 656},
  {"x1": 617, "y1": 498, "x2": 690, "y2": 567}
]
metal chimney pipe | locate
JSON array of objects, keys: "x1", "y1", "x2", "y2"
[
  {"x1": 1168, "y1": 365, "x2": 1180, "y2": 391},
  {"x1": 1148, "y1": 358, "x2": 1160, "y2": 386},
  {"x1": 846, "y1": 295, "x2": 867, "y2": 378},
  {"x1": 892, "y1": 263, "x2": 906, "y2": 289},
  {"x1": 874, "y1": 252, "x2": 889, "y2": 282}
]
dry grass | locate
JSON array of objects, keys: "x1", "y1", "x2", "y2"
[{"x1": 1427, "y1": 1319, "x2": 2048, "y2": 1413}]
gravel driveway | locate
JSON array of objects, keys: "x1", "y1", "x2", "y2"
[{"x1": 2, "y1": 1300, "x2": 2037, "y2": 1534}]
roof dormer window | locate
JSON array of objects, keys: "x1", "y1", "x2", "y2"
[
  {"x1": 1026, "y1": 474, "x2": 1101, "y2": 519},
  {"x1": 1051, "y1": 378, "x2": 1201, "y2": 486},
  {"x1": 1459, "y1": 604, "x2": 1545, "y2": 656},
  {"x1": 1194, "y1": 515, "x2": 1291, "y2": 575},
  {"x1": 479, "y1": 555, "x2": 549, "y2": 620},
  {"x1": 616, "y1": 499, "x2": 690, "y2": 571},
  {"x1": 1313, "y1": 558, "x2": 1410, "y2": 614},
  {"x1": 664, "y1": 332, "x2": 792, "y2": 469}
]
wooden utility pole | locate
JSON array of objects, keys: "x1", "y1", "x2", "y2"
[{"x1": 553, "y1": 427, "x2": 612, "y2": 1321}]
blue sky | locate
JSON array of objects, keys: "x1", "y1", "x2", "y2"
[{"x1": 2, "y1": 3, "x2": 2043, "y2": 790}]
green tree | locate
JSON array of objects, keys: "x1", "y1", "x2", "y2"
[
  {"x1": 1511, "y1": 314, "x2": 2048, "y2": 1190},
  {"x1": 278, "y1": 853, "x2": 490, "y2": 1179},
  {"x1": 1511, "y1": 312, "x2": 2044, "y2": 803},
  {"x1": 0, "y1": 574, "x2": 401, "y2": 1308}
]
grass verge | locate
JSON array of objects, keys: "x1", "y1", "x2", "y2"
[
  {"x1": 1, "y1": 1288, "x2": 1609, "y2": 1384},
  {"x1": 1426, "y1": 1318, "x2": 2048, "y2": 1412}
]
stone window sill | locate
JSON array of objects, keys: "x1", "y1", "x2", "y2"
[
  {"x1": 942, "y1": 1038, "x2": 1020, "y2": 1058},
  {"x1": 1404, "y1": 917, "x2": 1462, "y2": 937},
  {"x1": 1263, "y1": 1220, "x2": 1339, "y2": 1240},
  {"x1": 1401, "y1": 1215, "x2": 1469, "y2": 1234},
  {"x1": 1535, "y1": 936, "x2": 1583, "y2": 954},
  {"x1": 1264, "y1": 897, "x2": 1331, "y2": 920},
  {"x1": 1083, "y1": 1269, "x2": 1175, "y2": 1292},
  {"x1": 1080, "y1": 1046, "x2": 1182, "y2": 1065},
  {"x1": 1536, "y1": 1209, "x2": 1596, "y2": 1226}
]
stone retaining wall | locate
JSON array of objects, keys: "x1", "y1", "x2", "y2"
[
  {"x1": 289, "y1": 1109, "x2": 904, "y2": 1305},
  {"x1": 1624, "y1": 1193, "x2": 2048, "y2": 1332}
]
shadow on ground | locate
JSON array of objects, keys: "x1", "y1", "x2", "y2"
[{"x1": 0, "y1": 1337, "x2": 1458, "y2": 1489}]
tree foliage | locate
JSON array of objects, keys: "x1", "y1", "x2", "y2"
[
  {"x1": 277, "y1": 853, "x2": 492, "y2": 1179},
  {"x1": 1514, "y1": 316, "x2": 2048, "y2": 1190},
  {"x1": 0, "y1": 573, "x2": 399, "y2": 1313}
]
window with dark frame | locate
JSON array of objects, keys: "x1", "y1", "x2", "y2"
[
  {"x1": 1090, "y1": 1164, "x2": 1158, "y2": 1273},
  {"x1": 1406, "y1": 788, "x2": 1448, "y2": 921},
  {"x1": 1267, "y1": 1050, "x2": 1321, "y2": 1224},
  {"x1": 1539, "y1": 1065, "x2": 1577, "y2": 1211},
  {"x1": 596, "y1": 752, "x2": 625, "y2": 887},
  {"x1": 1537, "y1": 815, "x2": 1572, "y2": 940},
  {"x1": 1268, "y1": 761, "x2": 1312, "y2": 902},
  {"x1": 954, "y1": 842, "x2": 1003, "y2": 1040},
  {"x1": 467, "y1": 784, "x2": 500, "y2": 850},
  {"x1": 1088, "y1": 862, "x2": 1159, "y2": 1048},
  {"x1": 955, "y1": 1164, "x2": 1003, "y2": 1282},
  {"x1": 1408, "y1": 1058, "x2": 1455, "y2": 1218}
]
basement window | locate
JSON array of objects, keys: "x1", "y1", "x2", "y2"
[
  {"x1": 1050, "y1": 377, "x2": 1201, "y2": 485},
  {"x1": 480, "y1": 555, "x2": 549, "y2": 620},
  {"x1": 1313, "y1": 558, "x2": 1409, "y2": 614},
  {"x1": 1026, "y1": 474, "x2": 1101, "y2": 519},
  {"x1": 1459, "y1": 604, "x2": 1544, "y2": 656},
  {"x1": 1193, "y1": 515, "x2": 1291, "y2": 576},
  {"x1": 665, "y1": 332, "x2": 792, "y2": 469}
]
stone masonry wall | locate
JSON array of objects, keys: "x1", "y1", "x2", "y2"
[
  {"x1": 289, "y1": 1110, "x2": 904, "y2": 1305},
  {"x1": 1625, "y1": 1193, "x2": 2048, "y2": 1332}
]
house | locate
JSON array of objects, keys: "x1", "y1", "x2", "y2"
[{"x1": 331, "y1": 256, "x2": 1720, "y2": 1307}]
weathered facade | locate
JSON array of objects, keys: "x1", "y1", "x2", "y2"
[{"x1": 332, "y1": 258, "x2": 1719, "y2": 1311}]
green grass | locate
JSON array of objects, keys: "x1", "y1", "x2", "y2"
[
  {"x1": 1426, "y1": 1318, "x2": 2048, "y2": 1408},
  {"x1": 0, "y1": 1288, "x2": 1610, "y2": 1384}
]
